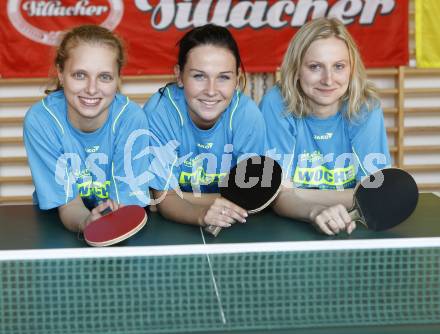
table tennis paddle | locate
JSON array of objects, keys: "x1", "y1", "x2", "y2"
[
  {"x1": 98, "y1": 202, "x2": 112, "y2": 215},
  {"x1": 205, "y1": 155, "x2": 282, "y2": 237},
  {"x1": 83, "y1": 205, "x2": 147, "y2": 247},
  {"x1": 350, "y1": 168, "x2": 418, "y2": 231}
]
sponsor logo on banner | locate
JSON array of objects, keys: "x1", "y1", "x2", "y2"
[
  {"x1": 7, "y1": 0, "x2": 124, "y2": 45},
  {"x1": 134, "y1": 0, "x2": 396, "y2": 30},
  {"x1": 1, "y1": 0, "x2": 406, "y2": 77}
]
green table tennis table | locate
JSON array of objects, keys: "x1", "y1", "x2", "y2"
[{"x1": 1, "y1": 193, "x2": 440, "y2": 334}]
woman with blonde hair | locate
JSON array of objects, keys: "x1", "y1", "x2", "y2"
[
  {"x1": 260, "y1": 17, "x2": 390, "y2": 235},
  {"x1": 24, "y1": 25, "x2": 150, "y2": 232}
]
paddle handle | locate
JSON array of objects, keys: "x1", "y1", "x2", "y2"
[
  {"x1": 100, "y1": 206, "x2": 112, "y2": 215},
  {"x1": 348, "y1": 208, "x2": 367, "y2": 228},
  {"x1": 97, "y1": 199, "x2": 112, "y2": 215},
  {"x1": 205, "y1": 225, "x2": 222, "y2": 237},
  {"x1": 349, "y1": 209, "x2": 359, "y2": 221}
]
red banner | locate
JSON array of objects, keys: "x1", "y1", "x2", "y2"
[{"x1": 0, "y1": 0, "x2": 408, "y2": 78}]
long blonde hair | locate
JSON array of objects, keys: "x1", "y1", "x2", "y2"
[{"x1": 279, "y1": 17, "x2": 378, "y2": 119}]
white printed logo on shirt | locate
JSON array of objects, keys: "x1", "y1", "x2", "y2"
[
  {"x1": 197, "y1": 142, "x2": 213, "y2": 149},
  {"x1": 86, "y1": 146, "x2": 100, "y2": 153},
  {"x1": 313, "y1": 132, "x2": 333, "y2": 140}
]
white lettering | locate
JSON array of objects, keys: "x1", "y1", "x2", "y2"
[
  {"x1": 363, "y1": 153, "x2": 388, "y2": 175},
  {"x1": 291, "y1": 0, "x2": 327, "y2": 26},
  {"x1": 86, "y1": 153, "x2": 108, "y2": 184},
  {"x1": 55, "y1": 153, "x2": 81, "y2": 196},
  {"x1": 328, "y1": 0, "x2": 363, "y2": 24},
  {"x1": 229, "y1": 1, "x2": 263, "y2": 28},
  {"x1": 211, "y1": 0, "x2": 232, "y2": 26},
  {"x1": 267, "y1": 1, "x2": 295, "y2": 28},
  {"x1": 174, "y1": 0, "x2": 211, "y2": 29},
  {"x1": 134, "y1": 0, "x2": 397, "y2": 29},
  {"x1": 134, "y1": 0, "x2": 153, "y2": 12},
  {"x1": 21, "y1": 0, "x2": 108, "y2": 17},
  {"x1": 234, "y1": 155, "x2": 259, "y2": 189},
  {"x1": 151, "y1": 1, "x2": 176, "y2": 30},
  {"x1": 359, "y1": 0, "x2": 395, "y2": 24},
  {"x1": 190, "y1": 0, "x2": 212, "y2": 27}
]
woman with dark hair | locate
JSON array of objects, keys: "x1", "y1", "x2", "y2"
[
  {"x1": 23, "y1": 25, "x2": 150, "y2": 232},
  {"x1": 144, "y1": 24, "x2": 265, "y2": 228}
]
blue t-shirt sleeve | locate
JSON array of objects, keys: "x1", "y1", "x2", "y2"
[
  {"x1": 23, "y1": 103, "x2": 77, "y2": 209},
  {"x1": 259, "y1": 86, "x2": 297, "y2": 176},
  {"x1": 112, "y1": 101, "x2": 150, "y2": 206},
  {"x1": 230, "y1": 96, "x2": 266, "y2": 159},
  {"x1": 143, "y1": 93, "x2": 181, "y2": 191},
  {"x1": 349, "y1": 104, "x2": 391, "y2": 180}
]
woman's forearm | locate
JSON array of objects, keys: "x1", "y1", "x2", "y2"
[
  {"x1": 272, "y1": 186, "x2": 354, "y2": 221},
  {"x1": 58, "y1": 196, "x2": 91, "y2": 232},
  {"x1": 181, "y1": 191, "x2": 220, "y2": 206},
  {"x1": 153, "y1": 190, "x2": 207, "y2": 226}
]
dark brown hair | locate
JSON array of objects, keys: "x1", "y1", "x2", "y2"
[{"x1": 176, "y1": 24, "x2": 246, "y2": 90}]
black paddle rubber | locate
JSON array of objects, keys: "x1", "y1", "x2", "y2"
[
  {"x1": 355, "y1": 168, "x2": 419, "y2": 231},
  {"x1": 219, "y1": 155, "x2": 282, "y2": 212}
]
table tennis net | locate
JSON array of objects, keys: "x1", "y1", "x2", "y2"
[{"x1": 1, "y1": 247, "x2": 440, "y2": 334}]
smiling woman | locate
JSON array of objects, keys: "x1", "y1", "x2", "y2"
[
  {"x1": 23, "y1": 25, "x2": 150, "y2": 233},
  {"x1": 175, "y1": 44, "x2": 238, "y2": 130},
  {"x1": 58, "y1": 43, "x2": 119, "y2": 132},
  {"x1": 259, "y1": 17, "x2": 391, "y2": 236},
  {"x1": 298, "y1": 36, "x2": 350, "y2": 118},
  {"x1": 143, "y1": 24, "x2": 266, "y2": 229}
]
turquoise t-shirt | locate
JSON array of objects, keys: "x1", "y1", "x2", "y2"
[
  {"x1": 143, "y1": 84, "x2": 266, "y2": 193},
  {"x1": 24, "y1": 90, "x2": 150, "y2": 209},
  {"x1": 259, "y1": 86, "x2": 391, "y2": 189}
]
